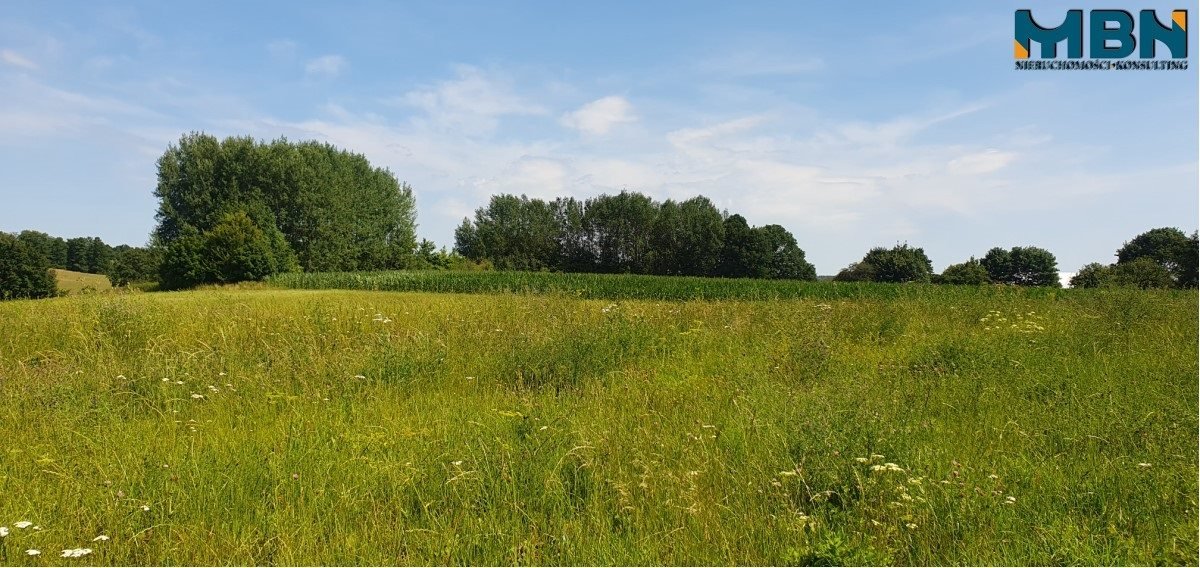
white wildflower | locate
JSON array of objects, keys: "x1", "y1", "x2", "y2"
[
  {"x1": 0, "y1": 526, "x2": 7, "y2": 537},
  {"x1": 855, "y1": 457, "x2": 869, "y2": 463},
  {"x1": 1004, "y1": 495, "x2": 1016, "y2": 505},
  {"x1": 27, "y1": 549, "x2": 40, "y2": 556},
  {"x1": 141, "y1": 505, "x2": 151, "y2": 512},
  {"x1": 452, "y1": 460, "x2": 463, "y2": 466},
  {"x1": 14, "y1": 521, "x2": 32, "y2": 529},
  {"x1": 92, "y1": 535, "x2": 109, "y2": 542},
  {"x1": 60, "y1": 548, "x2": 93, "y2": 558},
  {"x1": 191, "y1": 393, "x2": 204, "y2": 399},
  {"x1": 870, "y1": 454, "x2": 884, "y2": 460},
  {"x1": 1137, "y1": 462, "x2": 1152, "y2": 468},
  {"x1": 906, "y1": 522, "x2": 918, "y2": 529}
]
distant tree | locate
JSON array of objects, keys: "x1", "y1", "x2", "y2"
[
  {"x1": 17, "y1": 231, "x2": 67, "y2": 269},
  {"x1": 583, "y1": 191, "x2": 658, "y2": 273},
  {"x1": 718, "y1": 214, "x2": 767, "y2": 278},
  {"x1": 1116, "y1": 227, "x2": 1197, "y2": 288},
  {"x1": 1069, "y1": 263, "x2": 1112, "y2": 288},
  {"x1": 107, "y1": 246, "x2": 162, "y2": 286},
  {"x1": 839, "y1": 244, "x2": 933, "y2": 283},
  {"x1": 83, "y1": 237, "x2": 113, "y2": 274},
  {"x1": 1110, "y1": 257, "x2": 1176, "y2": 289},
  {"x1": 553, "y1": 197, "x2": 591, "y2": 271},
  {"x1": 674, "y1": 197, "x2": 726, "y2": 277},
  {"x1": 153, "y1": 132, "x2": 418, "y2": 279},
  {"x1": 833, "y1": 261, "x2": 876, "y2": 282},
  {"x1": 939, "y1": 258, "x2": 991, "y2": 285},
  {"x1": 0, "y1": 232, "x2": 57, "y2": 300},
  {"x1": 461, "y1": 194, "x2": 560, "y2": 271},
  {"x1": 983, "y1": 246, "x2": 1059, "y2": 286},
  {"x1": 65, "y1": 237, "x2": 91, "y2": 272},
  {"x1": 756, "y1": 224, "x2": 816, "y2": 280}
]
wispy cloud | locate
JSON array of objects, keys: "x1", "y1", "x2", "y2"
[
  {"x1": 267, "y1": 39, "x2": 297, "y2": 59},
  {"x1": 0, "y1": 49, "x2": 37, "y2": 70},
  {"x1": 305, "y1": 54, "x2": 346, "y2": 78},
  {"x1": 560, "y1": 96, "x2": 636, "y2": 135},
  {"x1": 390, "y1": 65, "x2": 546, "y2": 136}
]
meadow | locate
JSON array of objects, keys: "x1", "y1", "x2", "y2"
[{"x1": 0, "y1": 275, "x2": 1195, "y2": 565}]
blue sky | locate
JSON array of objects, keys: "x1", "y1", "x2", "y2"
[{"x1": 0, "y1": 0, "x2": 1195, "y2": 275}]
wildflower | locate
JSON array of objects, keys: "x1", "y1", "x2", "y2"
[
  {"x1": 906, "y1": 522, "x2": 918, "y2": 529},
  {"x1": 14, "y1": 521, "x2": 32, "y2": 529},
  {"x1": 452, "y1": 460, "x2": 463, "y2": 466},
  {"x1": 1004, "y1": 495, "x2": 1016, "y2": 505},
  {"x1": 219, "y1": 371, "x2": 227, "y2": 376},
  {"x1": 0, "y1": 526, "x2": 7, "y2": 537},
  {"x1": 191, "y1": 393, "x2": 204, "y2": 399},
  {"x1": 92, "y1": 535, "x2": 109, "y2": 542},
  {"x1": 778, "y1": 470, "x2": 796, "y2": 476},
  {"x1": 141, "y1": 505, "x2": 151, "y2": 512},
  {"x1": 870, "y1": 454, "x2": 884, "y2": 460},
  {"x1": 855, "y1": 457, "x2": 869, "y2": 463},
  {"x1": 161, "y1": 378, "x2": 170, "y2": 382},
  {"x1": 1137, "y1": 463, "x2": 1152, "y2": 468},
  {"x1": 27, "y1": 549, "x2": 40, "y2": 556},
  {"x1": 291, "y1": 473, "x2": 300, "y2": 480},
  {"x1": 353, "y1": 375, "x2": 366, "y2": 380},
  {"x1": 174, "y1": 380, "x2": 184, "y2": 385},
  {"x1": 988, "y1": 474, "x2": 999, "y2": 480},
  {"x1": 61, "y1": 548, "x2": 94, "y2": 558},
  {"x1": 539, "y1": 425, "x2": 548, "y2": 431}
]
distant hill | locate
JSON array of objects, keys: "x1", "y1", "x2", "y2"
[{"x1": 52, "y1": 269, "x2": 112, "y2": 295}]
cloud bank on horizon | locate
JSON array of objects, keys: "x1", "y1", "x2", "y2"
[{"x1": 0, "y1": 1, "x2": 1195, "y2": 274}]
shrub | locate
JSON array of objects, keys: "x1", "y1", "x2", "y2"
[{"x1": 0, "y1": 232, "x2": 58, "y2": 300}]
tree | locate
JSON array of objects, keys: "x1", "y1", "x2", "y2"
[
  {"x1": 1110, "y1": 257, "x2": 1175, "y2": 289},
  {"x1": 1069, "y1": 263, "x2": 1112, "y2": 288},
  {"x1": 583, "y1": 192, "x2": 658, "y2": 273},
  {"x1": 107, "y1": 247, "x2": 162, "y2": 286},
  {"x1": 672, "y1": 197, "x2": 726, "y2": 277},
  {"x1": 939, "y1": 258, "x2": 991, "y2": 285},
  {"x1": 839, "y1": 244, "x2": 933, "y2": 283},
  {"x1": 755, "y1": 224, "x2": 816, "y2": 280},
  {"x1": 153, "y1": 132, "x2": 418, "y2": 280},
  {"x1": 1116, "y1": 227, "x2": 1197, "y2": 288},
  {"x1": 982, "y1": 246, "x2": 1059, "y2": 286},
  {"x1": 718, "y1": 214, "x2": 767, "y2": 278},
  {"x1": 0, "y1": 233, "x2": 57, "y2": 300},
  {"x1": 17, "y1": 230, "x2": 67, "y2": 269}
]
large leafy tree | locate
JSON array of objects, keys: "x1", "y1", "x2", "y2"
[
  {"x1": 583, "y1": 191, "x2": 658, "y2": 273},
  {"x1": 0, "y1": 233, "x2": 57, "y2": 300},
  {"x1": 153, "y1": 132, "x2": 417, "y2": 287},
  {"x1": 1116, "y1": 227, "x2": 1198, "y2": 288},
  {"x1": 756, "y1": 224, "x2": 817, "y2": 280},
  {"x1": 718, "y1": 214, "x2": 767, "y2": 278},
  {"x1": 983, "y1": 246, "x2": 1059, "y2": 287},
  {"x1": 837, "y1": 244, "x2": 932, "y2": 283}
]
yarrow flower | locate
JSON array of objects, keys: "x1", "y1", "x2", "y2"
[
  {"x1": 0, "y1": 526, "x2": 8, "y2": 537},
  {"x1": 27, "y1": 549, "x2": 41, "y2": 556},
  {"x1": 61, "y1": 548, "x2": 93, "y2": 558},
  {"x1": 14, "y1": 521, "x2": 32, "y2": 529},
  {"x1": 92, "y1": 535, "x2": 109, "y2": 542}
]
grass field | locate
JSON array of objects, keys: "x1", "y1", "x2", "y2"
[
  {"x1": 0, "y1": 280, "x2": 1195, "y2": 565},
  {"x1": 51, "y1": 269, "x2": 112, "y2": 295}
]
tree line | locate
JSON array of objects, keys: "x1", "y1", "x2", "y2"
[{"x1": 453, "y1": 192, "x2": 817, "y2": 280}]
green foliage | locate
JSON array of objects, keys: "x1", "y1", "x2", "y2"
[
  {"x1": 939, "y1": 258, "x2": 991, "y2": 285},
  {"x1": 1116, "y1": 227, "x2": 1198, "y2": 288},
  {"x1": 454, "y1": 191, "x2": 812, "y2": 280},
  {"x1": 0, "y1": 232, "x2": 58, "y2": 300},
  {"x1": 837, "y1": 244, "x2": 932, "y2": 283},
  {"x1": 17, "y1": 230, "x2": 68, "y2": 268},
  {"x1": 982, "y1": 246, "x2": 1059, "y2": 287},
  {"x1": 106, "y1": 246, "x2": 162, "y2": 286},
  {"x1": 1069, "y1": 263, "x2": 1111, "y2": 289},
  {"x1": 152, "y1": 132, "x2": 418, "y2": 283},
  {"x1": 1111, "y1": 257, "x2": 1176, "y2": 290}
]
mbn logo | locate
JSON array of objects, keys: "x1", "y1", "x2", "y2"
[{"x1": 1015, "y1": 9, "x2": 1187, "y2": 59}]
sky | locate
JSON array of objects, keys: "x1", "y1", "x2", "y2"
[{"x1": 0, "y1": 0, "x2": 1196, "y2": 275}]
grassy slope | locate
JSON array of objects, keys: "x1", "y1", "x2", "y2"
[
  {"x1": 51, "y1": 269, "x2": 112, "y2": 295},
  {"x1": 0, "y1": 287, "x2": 1195, "y2": 565}
]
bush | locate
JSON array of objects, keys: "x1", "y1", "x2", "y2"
[
  {"x1": 939, "y1": 258, "x2": 991, "y2": 285},
  {"x1": 0, "y1": 232, "x2": 58, "y2": 300}
]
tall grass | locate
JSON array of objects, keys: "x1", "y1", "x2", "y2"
[
  {"x1": 0, "y1": 286, "x2": 1195, "y2": 565},
  {"x1": 270, "y1": 269, "x2": 1080, "y2": 302}
]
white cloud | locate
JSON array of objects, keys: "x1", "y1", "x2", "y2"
[
  {"x1": 1, "y1": 49, "x2": 37, "y2": 70},
  {"x1": 947, "y1": 149, "x2": 1017, "y2": 175},
  {"x1": 305, "y1": 55, "x2": 346, "y2": 78},
  {"x1": 390, "y1": 65, "x2": 546, "y2": 136},
  {"x1": 560, "y1": 96, "x2": 636, "y2": 135}
]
